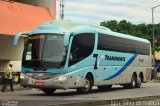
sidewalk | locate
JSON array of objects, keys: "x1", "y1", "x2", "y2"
[
  {"x1": 148, "y1": 79, "x2": 160, "y2": 83},
  {"x1": 0, "y1": 84, "x2": 30, "y2": 92}
]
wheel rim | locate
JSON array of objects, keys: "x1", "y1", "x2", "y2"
[
  {"x1": 77, "y1": 76, "x2": 92, "y2": 93},
  {"x1": 84, "y1": 79, "x2": 90, "y2": 89},
  {"x1": 132, "y1": 77, "x2": 136, "y2": 87}
]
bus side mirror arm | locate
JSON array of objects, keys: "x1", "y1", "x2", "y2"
[
  {"x1": 13, "y1": 31, "x2": 31, "y2": 46},
  {"x1": 93, "y1": 54, "x2": 98, "y2": 69}
]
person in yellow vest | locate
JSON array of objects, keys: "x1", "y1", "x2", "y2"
[{"x1": 1, "y1": 64, "x2": 14, "y2": 92}]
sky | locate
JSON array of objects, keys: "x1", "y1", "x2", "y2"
[{"x1": 56, "y1": 0, "x2": 160, "y2": 25}]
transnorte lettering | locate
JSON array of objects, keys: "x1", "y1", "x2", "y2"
[{"x1": 105, "y1": 55, "x2": 125, "y2": 61}]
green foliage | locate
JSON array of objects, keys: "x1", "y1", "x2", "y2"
[{"x1": 100, "y1": 20, "x2": 160, "y2": 52}]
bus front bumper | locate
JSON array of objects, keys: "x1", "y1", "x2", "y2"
[{"x1": 20, "y1": 74, "x2": 69, "y2": 89}]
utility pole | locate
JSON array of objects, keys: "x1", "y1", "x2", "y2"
[
  {"x1": 151, "y1": 4, "x2": 160, "y2": 80},
  {"x1": 60, "y1": 0, "x2": 65, "y2": 20}
]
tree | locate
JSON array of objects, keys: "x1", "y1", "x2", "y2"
[{"x1": 100, "y1": 20, "x2": 118, "y2": 32}]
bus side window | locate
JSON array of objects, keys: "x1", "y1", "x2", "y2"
[{"x1": 69, "y1": 33, "x2": 95, "y2": 66}]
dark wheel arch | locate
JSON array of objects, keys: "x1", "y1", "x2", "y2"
[
  {"x1": 136, "y1": 72, "x2": 143, "y2": 88},
  {"x1": 139, "y1": 72, "x2": 144, "y2": 83},
  {"x1": 86, "y1": 72, "x2": 94, "y2": 85}
]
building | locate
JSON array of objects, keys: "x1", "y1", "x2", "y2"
[{"x1": 0, "y1": 0, "x2": 56, "y2": 73}]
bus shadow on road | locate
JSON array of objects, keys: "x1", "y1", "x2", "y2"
[{"x1": 23, "y1": 86, "x2": 137, "y2": 97}]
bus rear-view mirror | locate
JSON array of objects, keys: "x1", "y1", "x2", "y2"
[{"x1": 13, "y1": 32, "x2": 31, "y2": 46}]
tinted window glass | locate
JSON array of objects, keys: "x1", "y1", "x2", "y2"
[
  {"x1": 23, "y1": 34, "x2": 67, "y2": 70},
  {"x1": 98, "y1": 33, "x2": 150, "y2": 55},
  {"x1": 69, "y1": 33, "x2": 95, "y2": 66}
]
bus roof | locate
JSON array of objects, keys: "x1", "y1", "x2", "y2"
[
  {"x1": 41, "y1": 20, "x2": 111, "y2": 31},
  {"x1": 32, "y1": 20, "x2": 150, "y2": 44}
]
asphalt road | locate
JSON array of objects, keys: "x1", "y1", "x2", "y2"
[{"x1": 0, "y1": 82, "x2": 160, "y2": 106}]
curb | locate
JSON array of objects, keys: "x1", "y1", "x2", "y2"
[
  {"x1": 48, "y1": 95, "x2": 160, "y2": 106},
  {"x1": 148, "y1": 80, "x2": 160, "y2": 83}
]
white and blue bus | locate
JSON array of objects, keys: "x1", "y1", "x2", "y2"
[{"x1": 13, "y1": 20, "x2": 152, "y2": 94}]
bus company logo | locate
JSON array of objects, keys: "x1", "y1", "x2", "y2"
[{"x1": 105, "y1": 55, "x2": 125, "y2": 61}]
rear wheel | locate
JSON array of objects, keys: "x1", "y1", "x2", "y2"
[
  {"x1": 98, "y1": 85, "x2": 112, "y2": 91},
  {"x1": 131, "y1": 74, "x2": 136, "y2": 88},
  {"x1": 77, "y1": 76, "x2": 92, "y2": 94},
  {"x1": 136, "y1": 76, "x2": 142, "y2": 88},
  {"x1": 123, "y1": 74, "x2": 136, "y2": 89},
  {"x1": 42, "y1": 89, "x2": 56, "y2": 95}
]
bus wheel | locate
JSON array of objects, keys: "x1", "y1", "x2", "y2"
[
  {"x1": 123, "y1": 74, "x2": 136, "y2": 89},
  {"x1": 98, "y1": 85, "x2": 112, "y2": 91},
  {"x1": 131, "y1": 74, "x2": 136, "y2": 88},
  {"x1": 77, "y1": 76, "x2": 92, "y2": 94},
  {"x1": 42, "y1": 89, "x2": 56, "y2": 95},
  {"x1": 136, "y1": 76, "x2": 142, "y2": 88}
]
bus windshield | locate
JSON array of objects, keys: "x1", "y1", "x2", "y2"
[{"x1": 23, "y1": 34, "x2": 67, "y2": 70}]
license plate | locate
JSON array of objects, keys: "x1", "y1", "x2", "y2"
[
  {"x1": 35, "y1": 82, "x2": 44, "y2": 86},
  {"x1": 28, "y1": 78, "x2": 34, "y2": 84}
]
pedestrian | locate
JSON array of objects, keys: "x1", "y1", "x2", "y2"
[{"x1": 1, "y1": 64, "x2": 14, "y2": 92}]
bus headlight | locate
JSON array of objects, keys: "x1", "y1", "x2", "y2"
[
  {"x1": 53, "y1": 74, "x2": 67, "y2": 81},
  {"x1": 20, "y1": 73, "x2": 26, "y2": 79}
]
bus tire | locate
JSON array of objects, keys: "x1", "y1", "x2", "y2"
[
  {"x1": 42, "y1": 89, "x2": 56, "y2": 95},
  {"x1": 123, "y1": 74, "x2": 136, "y2": 89},
  {"x1": 129, "y1": 74, "x2": 136, "y2": 88},
  {"x1": 136, "y1": 76, "x2": 142, "y2": 88},
  {"x1": 77, "y1": 76, "x2": 92, "y2": 94},
  {"x1": 98, "y1": 85, "x2": 112, "y2": 91}
]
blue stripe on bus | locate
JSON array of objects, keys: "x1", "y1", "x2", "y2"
[{"x1": 105, "y1": 54, "x2": 137, "y2": 80}]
